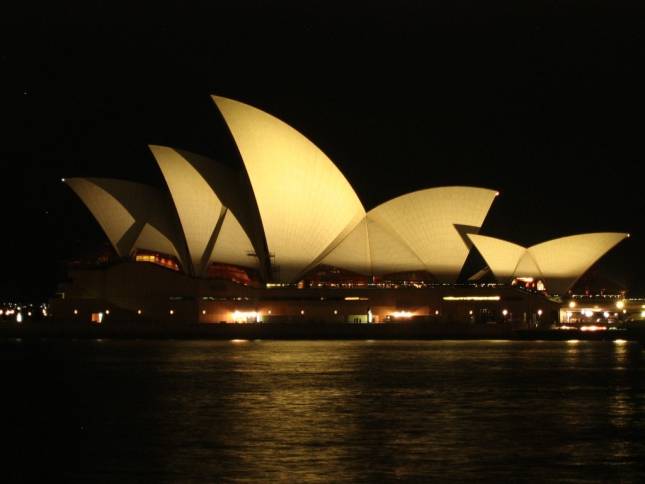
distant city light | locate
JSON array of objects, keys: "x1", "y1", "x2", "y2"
[
  {"x1": 391, "y1": 311, "x2": 413, "y2": 319},
  {"x1": 232, "y1": 310, "x2": 258, "y2": 323},
  {"x1": 16, "y1": 313, "x2": 23, "y2": 323},
  {"x1": 502, "y1": 309, "x2": 508, "y2": 316},
  {"x1": 616, "y1": 300, "x2": 625, "y2": 309},
  {"x1": 581, "y1": 325, "x2": 606, "y2": 332},
  {"x1": 569, "y1": 301, "x2": 576, "y2": 308}
]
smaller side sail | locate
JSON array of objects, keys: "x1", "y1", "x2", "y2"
[{"x1": 65, "y1": 178, "x2": 187, "y2": 268}]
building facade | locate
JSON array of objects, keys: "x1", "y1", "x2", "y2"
[{"x1": 53, "y1": 95, "x2": 627, "y2": 325}]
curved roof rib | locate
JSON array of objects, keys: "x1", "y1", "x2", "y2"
[
  {"x1": 65, "y1": 178, "x2": 188, "y2": 267},
  {"x1": 467, "y1": 234, "x2": 526, "y2": 281},
  {"x1": 65, "y1": 178, "x2": 135, "y2": 256},
  {"x1": 513, "y1": 251, "x2": 543, "y2": 280},
  {"x1": 317, "y1": 214, "x2": 449, "y2": 277},
  {"x1": 367, "y1": 217, "x2": 427, "y2": 276},
  {"x1": 212, "y1": 95, "x2": 365, "y2": 282},
  {"x1": 207, "y1": 209, "x2": 260, "y2": 270},
  {"x1": 149, "y1": 145, "x2": 261, "y2": 277},
  {"x1": 368, "y1": 187, "x2": 498, "y2": 281},
  {"x1": 319, "y1": 218, "x2": 372, "y2": 275},
  {"x1": 149, "y1": 145, "x2": 224, "y2": 276}
]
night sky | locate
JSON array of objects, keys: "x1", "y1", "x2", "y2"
[{"x1": 2, "y1": 2, "x2": 644, "y2": 300}]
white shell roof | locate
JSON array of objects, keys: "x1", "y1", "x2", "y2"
[
  {"x1": 368, "y1": 187, "x2": 498, "y2": 281},
  {"x1": 65, "y1": 97, "x2": 627, "y2": 288},
  {"x1": 65, "y1": 177, "x2": 188, "y2": 268},
  {"x1": 149, "y1": 145, "x2": 259, "y2": 276},
  {"x1": 213, "y1": 95, "x2": 365, "y2": 282},
  {"x1": 468, "y1": 232, "x2": 628, "y2": 294}
]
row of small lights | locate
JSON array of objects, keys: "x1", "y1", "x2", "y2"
[
  {"x1": 566, "y1": 339, "x2": 628, "y2": 344},
  {"x1": 68, "y1": 308, "x2": 555, "y2": 319},
  {"x1": 1, "y1": 306, "x2": 46, "y2": 322},
  {"x1": 72, "y1": 309, "x2": 326, "y2": 317},
  {"x1": 271, "y1": 282, "x2": 505, "y2": 289},
  {"x1": 65, "y1": 305, "x2": 645, "y2": 323},
  {"x1": 467, "y1": 309, "x2": 542, "y2": 316},
  {"x1": 568, "y1": 300, "x2": 642, "y2": 317}
]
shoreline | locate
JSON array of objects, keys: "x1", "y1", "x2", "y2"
[{"x1": 0, "y1": 322, "x2": 640, "y2": 342}]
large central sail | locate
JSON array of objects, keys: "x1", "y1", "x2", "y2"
[{"x1": 213, "y1": 95, "x2": 365, "y2": 282}]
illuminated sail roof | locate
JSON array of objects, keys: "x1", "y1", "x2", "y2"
[
  {"x1": 318, "y1": 187, "x2": 497, "y2": 280},
  {"x1": 468, "y1": 232, "x2": 629, "y2": 294},
  {"x1": 64, "y1": 95, "x2": 628, "y2": 287},
  {"x1": 65, "y1": 178, "x2": 188, "y2": 268},
  {"x1": 212, "y1": 95, "x2": 365, "y2": 282},
  {"x1": 466, "y1": 234, "x2": 527, "y2": 281},
  {"x1": 318, "y1": 216, "x2": 427, "y2": 276},
  {"x1": 527, "y1": 233, "x2": 628, "y2": 294},
  {"x1": 368, "y1": 187, "x2": 498, "y2": 281},
  {"x1": 149, "y1": 145, "x2": 259, "y2": 276}
]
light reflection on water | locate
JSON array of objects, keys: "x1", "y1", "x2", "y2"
[{"x1": 3, "y1": 340, "x2": 645, "y2": 482}]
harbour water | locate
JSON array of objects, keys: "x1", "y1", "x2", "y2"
[{"x1": 3, "y1": 339, "x2": 645, "y2": 482}]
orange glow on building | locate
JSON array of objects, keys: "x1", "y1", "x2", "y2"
[
  {"x1": 231, "y1": 310, "x2": 259, "y2": 323},
  {"x1": 390, "y1": 310, "x2": 413, "y2": 319},
  {"x1": 134, "y1": 250, "x2": 180, "y2": 271},
  {"x1": 207, "y1": 263, "x2": 255, "y2": 285}
]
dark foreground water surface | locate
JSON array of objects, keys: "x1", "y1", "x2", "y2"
[{"x1": 3, "y1": 339, "x2": 645, "y2": 482}]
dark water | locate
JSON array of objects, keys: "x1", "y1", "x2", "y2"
[{"x1": 3, "y1": 339, "x2": 645, "y2": 482}]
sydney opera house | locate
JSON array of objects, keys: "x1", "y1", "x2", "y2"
[{"x1": 51, "y1": 96, "x2": 628, "y2": 326}]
